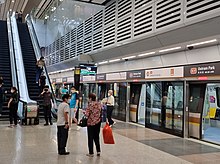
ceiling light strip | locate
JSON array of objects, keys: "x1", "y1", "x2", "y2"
[
  {"x1": 138, "y1": 52, "x2": 156, "y2": 57},
  {"x1": 109, "y1": 59, "x2": 120, "y2": 63},
  {"x1": 159, "y1": 47, "x2": 181, "y2": 53},
  {"x1": 122, "y1": 56, "x2": 136, "y2": 60},
  {"x1": 187, "y1": 39, "x2": 217, "y2": 47}
]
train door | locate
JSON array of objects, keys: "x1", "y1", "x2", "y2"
[
  {"x1": 129, "y1": 83, "x2": 146, "y2": 125},
  {"x1": 202, "y1": 83, "x2": 220, "y2": 144},
  {"x1": 188, "y1": 83, "x2": 206, "y2": 139}
]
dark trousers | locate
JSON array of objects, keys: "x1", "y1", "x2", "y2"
[
  {"x1": 36, "y1": 68, "x2": 43, "y2": 83},
  {"x1": 57, "y1": 126, "x2": 69, "y2": 154},
  {"x1": 9, "y1": 106, "x2": 17, "y2": 125},
  {"x1": 0, "y1": 101, "x2": 2, "y2": 114},
  {"x1": 44, "y1": 104, "x2": 52, "y2": 124},
  {"x1": 87, "y1": 122, "x2": 101, "y2": 154},
  {"x1": 107, "y1": 106, "x2": 114, "y2": 125}
]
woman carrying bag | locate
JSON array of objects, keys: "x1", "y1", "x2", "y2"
[{"x1": 85, "y1": 93, "x2": 102, "y2": 157}]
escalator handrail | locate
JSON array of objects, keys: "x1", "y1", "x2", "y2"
[
  {"x1": 26, "y1": 15, "x2": 57, "y2": 104},
  {"x1": 10, "y1": 12, "x2": 36, "y2": 105},
  {"x1": 7, "y1": 12, "x2": 19, "y2": 91}
]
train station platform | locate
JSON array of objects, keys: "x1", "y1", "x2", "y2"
[{"x1": 0, "y1": 121, "x2": 220, "y2": 164}]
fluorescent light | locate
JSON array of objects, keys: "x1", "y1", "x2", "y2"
[
  {"x1": 159, "y1": 47, "x2": 181, "y2": 53},
  {"x1": 138, "y1": 52, "x2": 156, "y2": 57},
  {"x1": 109, "y1": 59, "x2": 120, "y2": 63},
  {"x1": 98, "y1": 61, "x2": 108, "y2": 65},
  {"x1": 122, "y1": 56, "x2": 136, "y2": 60},
  {"x1": 187, "y1": 39, "x2": 217, "y2": 47}
]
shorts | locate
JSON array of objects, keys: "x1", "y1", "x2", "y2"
[{"x1": 70, "y1": 108, "x2": 76, "y2": 119}]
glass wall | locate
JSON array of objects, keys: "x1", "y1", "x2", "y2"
[
  {"x1": 81, "y1": 83, "x2": 96, "y2": 109},
  {"x1": 146, "y1": 82, "x2": 184, "y2": 135}
]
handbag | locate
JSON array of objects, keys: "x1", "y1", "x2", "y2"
[
  {"x1": 78, "y1": 115, "x2": 88, "y2": 127},
  {"x1": 102, "y1": 123, "x2": 115, "y2": 144}
]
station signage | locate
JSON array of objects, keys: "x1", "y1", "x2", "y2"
[
  {"x1": 145, "y1": 67, "x2": 184, "y2": 79},
  {"x1": 127, "y1": 70, "x2": 145, "y2": 79},
  {"x1": 67, "y1": 76, "x2": 74, "y2": 83},
  {"x1": 106, "y1": 72, "x2": 127, "y2": 81},
  {"x1": 96, "y1": 74, "x2": 106, "y2": 81},
  {"x1": 62, "y1": 77, "x2": 67, "y2": 83},
  {"x1": 82, "y1": 75, "x2": 96, "y2": 82},
  {"x1": 184, "y1": 62, "x2": 220, "y2": 77}
]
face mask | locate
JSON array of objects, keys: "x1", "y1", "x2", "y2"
[
  {"x1": 71, "y1": 90, "x2": 75, "y2": 93},
  {"x1": 68, "y1": 99, "x2": 71, "y2": 103},
  {"x1": 108, "y1": 93, "x2": 111, "y2": 96},
  {"x1": 11, "y1": 90, "x2": 14, "y2": 93}
]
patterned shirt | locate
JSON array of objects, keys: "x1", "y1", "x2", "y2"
[{"x1": 85, "y1": 101, "x2": 102, "y2": 126}]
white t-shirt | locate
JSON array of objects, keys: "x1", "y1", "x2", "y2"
[
  {"x1": 57, "y1": 102, "x2": 70, "y2": 126},
  {"x1": 107, "y1": 95, "x2": 115, "y2": 106}
]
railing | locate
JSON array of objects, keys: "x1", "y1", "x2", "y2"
[
  {"x1": 10, "y1": 12, "x2": 38, "y2": 119},
  {"x1": 6, "y1": 12, "x2": 24, "y2": 118},
  {"x1": 26, "y1": 14, "x2": 57, "y2": 109}
]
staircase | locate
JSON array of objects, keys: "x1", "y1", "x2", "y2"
[
  {"x1": 0, "y1": 21, "x2": 13, "y2": 121},
  {"x1": 17, "y1": 23, "x2": 44, "y2": 119}
]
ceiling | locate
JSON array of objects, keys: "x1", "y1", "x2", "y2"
[{"x1": 0, "y1": 0, "x2": 42, "y2": 20}]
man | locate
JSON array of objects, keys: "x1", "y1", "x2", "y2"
[
  {"x1": 106, "y1": 90, "x2": 115, "y2": 127},
  {"x1": 40, "y1": 85, "x2": 53, "y2": 126},
  {"x1": 57, "y1": 94, "x2": 70, "y2": 155},
  {"x1": 69, "y1": 86, "x2": 79, "y2": 129},
  {"x1": 0, "y1": 83, "x2": 6, "y2": 116}
]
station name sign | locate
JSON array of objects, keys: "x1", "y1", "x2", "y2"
[
  {"x1": 184, "y1": 63, "x2": 220, "y2": 77},
  {"x1": 127, "y1": 70, "x2": 145, "y2": 79},
  {"x1": 96, "y1": 74, "x2": 106, "y2": 81}
]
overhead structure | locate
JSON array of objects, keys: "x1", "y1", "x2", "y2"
[{"x1": 0, "y1": 0, "x2": 42, "y2": 20}]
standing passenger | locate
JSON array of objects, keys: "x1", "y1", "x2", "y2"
[
  {"x1": 106, "y1": 90, "x2": 115, "y2": 127},
  {"x1": 18, "y1": 11, "x2": 22, "y2": 23},
  {"x1": 39, "y1": 71, "x2": 46, "y2": 93},
  {"x1": 8, "y1": 87, "x2": 18, "y2": 128},
  {"x1": 36, "y1": 57, "x2": 45, "y2": 83},
  {"x1": 69, "y1": 86, "x2": 79, "y2": 129},
  {"x1": 15, "y1": 11, "x2": 18, "y2": 22},
  {"x1": 57, "y1": 94, "x2": 70, "y2": 155},
  {"x1": 40, "y1": 85, "x2": 53, "y2": 126},
  {"x1": 85, "y1": 93, "x2": 102, "y2": 157},
  {"x1": 0, "y1": 83, "x2": 7, "y2": 116}
]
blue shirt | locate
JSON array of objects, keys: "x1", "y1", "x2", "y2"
[{"x1": 70, "y1": 92, "x2": 78, "y2": 108}]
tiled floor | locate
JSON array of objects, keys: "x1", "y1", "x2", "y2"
[{"x1": 0, "y1": 121, "x2": 219, "y2": 164}]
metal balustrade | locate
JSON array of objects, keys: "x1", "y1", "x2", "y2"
[{"x1": 44, "y1": 0, "x2": 220, "y2": 66}]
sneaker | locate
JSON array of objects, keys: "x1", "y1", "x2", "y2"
[
  {"x1": 97, "y1": 152, "x2": 101, "y2": 157},
  {"x1": 44, "y1": 123, "x2": 49, "y2": 126},
  {"x1": 50, "y1": 122, "x2": 53, "y2": 125},
  {"x1": 113, "y1": 122, "x2": 116, "y2": 126},
  {"x1": 8, "y1": 125, "x2": 13, "y2": 128},
  {"x1": 86, "y1": 154, "x2": 94, "y2": 157},
  {"x1": 0, "y1": 114, "x2": 2, "y2": 116}
]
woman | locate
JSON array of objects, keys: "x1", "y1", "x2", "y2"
[
  {"x1": 85, "y1": 93, "x2": 102, "y2": 157},
  {"x1": 8, "y1": 87, "x2": 19, "y2": 128}
]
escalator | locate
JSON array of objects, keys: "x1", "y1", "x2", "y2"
[
  {"x1": 17, "y1": 23, "x2": 44, "y2": 118},
  {"x1": 0, "y1": 20, "x2": 12, "y2": 120}
]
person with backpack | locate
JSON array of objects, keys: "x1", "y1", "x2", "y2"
[
  {"x1": 8, "y1": 87, "x2": 18, "y2": 128},
  {"x1": 40, "y1": 85, "x2": 53, "y2": 126}
]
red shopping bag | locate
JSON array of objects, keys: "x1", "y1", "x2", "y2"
[{"x1": 103, "y1": 123, "x2": 115, "y2": 144}]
